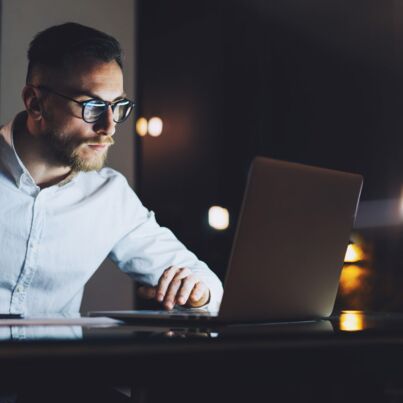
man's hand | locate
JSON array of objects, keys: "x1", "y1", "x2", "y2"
[{"x1": 137, "y1": 266, "x2": 210, "y2": 310}]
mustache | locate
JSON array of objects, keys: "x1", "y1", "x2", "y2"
[{"x1": 82, "y1": 136, "x2": 115, "y2": 146}]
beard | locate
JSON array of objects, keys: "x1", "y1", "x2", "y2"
[{"x1": 41, "y1": 126, "x2": 115, "y2": 172}]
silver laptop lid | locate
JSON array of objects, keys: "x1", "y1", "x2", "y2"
[{"x1": 219, "y1": 157, "x2": 363, "y2": 322}]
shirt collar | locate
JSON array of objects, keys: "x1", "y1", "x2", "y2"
[
  {"x1": 57, "y1": 170, "x2": 78, "y2": 187},
  {"x1": 0, "y1": 112, "x2": 79, "y2": 190}
]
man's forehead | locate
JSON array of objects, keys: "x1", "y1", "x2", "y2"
[{"x1": 41, "y1": 59, "x2": 124, "y2": 96}]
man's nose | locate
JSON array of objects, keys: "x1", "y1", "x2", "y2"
[{"x1": 94, "y1": 106, "x2": 116, "y2": 136}]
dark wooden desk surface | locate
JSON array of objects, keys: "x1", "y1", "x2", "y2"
[{"x1": 1, "y1": 311, "x2": 403, "y2": 403}]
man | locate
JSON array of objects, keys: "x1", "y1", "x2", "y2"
[{"x1": 0, "y1": 22, "x2": 223, "y2": 315}]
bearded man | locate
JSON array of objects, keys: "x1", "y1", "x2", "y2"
[{"x1": 0, "y1": 22, "x2": 223, "y2": 315}]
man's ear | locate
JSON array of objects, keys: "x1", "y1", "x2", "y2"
[{"x1": 22, "y1": 85, "x2": 43, "y2": 121}]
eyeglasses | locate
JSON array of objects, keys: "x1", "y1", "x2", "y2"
[{"x1": 30, "y1": 84, "x2": 135, "y2": 124}]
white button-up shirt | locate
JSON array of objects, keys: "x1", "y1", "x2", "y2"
[{"x1": 0, "y1": 113, "x2": 223, "y2": 315}]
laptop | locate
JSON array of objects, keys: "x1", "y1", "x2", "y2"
[{"x1": 89, "y1": 157, "x2": 363, "y2": 325}]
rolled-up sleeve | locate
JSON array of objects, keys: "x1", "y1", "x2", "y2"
[{"x1": 108, "y1": 180, "x2": 223, "y2": 312}]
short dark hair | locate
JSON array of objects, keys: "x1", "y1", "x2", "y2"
[{"x1": 26, "y1": 22, "x2": 123, "y2": 84}]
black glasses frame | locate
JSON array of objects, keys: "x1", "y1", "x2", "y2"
[{"x1": 30, "y1": 84, "x2": 135, "y2": 124}]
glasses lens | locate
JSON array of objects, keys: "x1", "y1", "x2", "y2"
[
  {"x1": 113, "y1": 99, "x2": 133, "y2": 123},
  {"x1": 83, "y1": 100, "x2": 107, "y2": 123}
]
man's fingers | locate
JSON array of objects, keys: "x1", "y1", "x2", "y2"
[
  {"x1": 163, "y1": 268, "x2": 192, "y2": 309},
  {"x1": 137, "y1": 285, "x2": 157, "y2": 300},
  {"x1": 157, "y1": 267, "x2": 190, "y2": 303},
  {"x1": 175, "y1": 276, "x2": 198, "y2": 306},
  {"x1": 153, "y1": 266, "x2": 210, "y2": 309},
  {"x1": 188, "y1": 281, "x2": 210, "y2": 307},
  {"x1": 163, "y1": 280, "x2": 182, "y2": 310},
  {"x1": 156, "y1": 266, "x2": 179, "y2": 302}
]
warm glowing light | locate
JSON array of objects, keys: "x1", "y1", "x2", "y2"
[
  {"x1": 208, "y1": 206, "x2": 229, "y2": 230},
  {"x1": 136, "y1": 117, "x2": 148, "y2": 136},
  {"x1": 148, "y1": 117, "x2": 163, "y2": 137},
  {"x1": 339, "y1": 264, "x2": 367, "y2": 294},
  {"x1": 340, "y1": 311, "x2": 365, "y2": 332},
  {"x1": 344, "y1": 243, "x2": 365, "y2": 263}
]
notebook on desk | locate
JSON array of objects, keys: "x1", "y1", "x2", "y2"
[{"x1": 89, "y1": 157, "x2": 363, "y2": 325}]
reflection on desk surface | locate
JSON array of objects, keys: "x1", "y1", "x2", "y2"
[
  {"x1": 0, "y1": 311, "x2": 402, "y2": 342},
  {"x1": 0, "y1": 316, "x2": 336, "y2": 342},
  {"x1": 0, "y1": 325, "x2": 83, "y2": 341},
  {"x1": 335, "y1": 310, "x2": 403, "y2": 332}
]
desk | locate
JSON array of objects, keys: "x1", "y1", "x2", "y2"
[{"x1": 0, "y1": 312, "x2": 402, "y2": 402}]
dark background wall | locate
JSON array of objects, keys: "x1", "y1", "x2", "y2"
[{"x1": 136, "y1": 0, "x2": 403, "y2": 310}]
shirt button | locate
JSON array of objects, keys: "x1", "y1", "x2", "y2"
[{"x1": 16, "y1": 286, "x2": 23, "y2": 293}]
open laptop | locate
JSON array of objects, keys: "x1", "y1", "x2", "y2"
[{"x1": 89, "y1": 157, "x2": 363, "y2": 324}]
